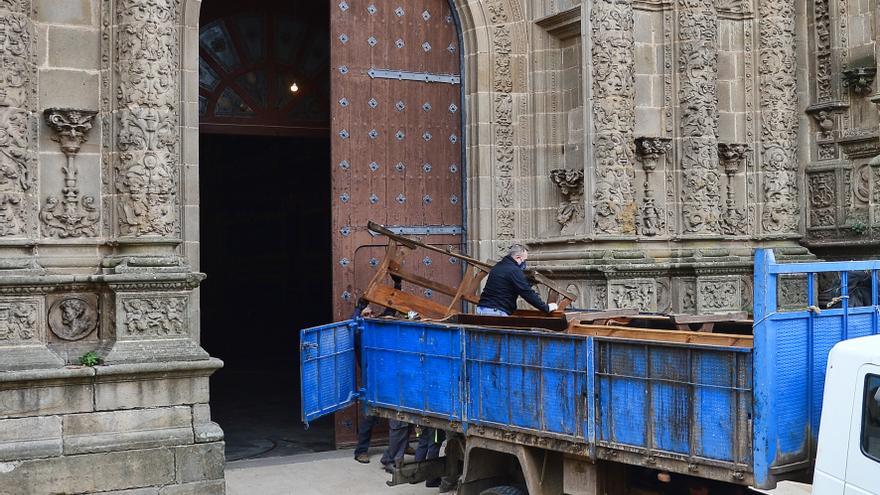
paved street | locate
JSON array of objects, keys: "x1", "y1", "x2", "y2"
[{"x1": 226, "y1": 448, "x2": 438, "y2": 495}]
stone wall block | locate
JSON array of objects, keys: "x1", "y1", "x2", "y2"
[
  {"x1": 95, "y1": 375, "x2": 210, "y2": 412},
  {"x1": 0, "y1": 415, "x2": 62, "y2": 461},
  {"x1": 0, "y1": 447, "x2": 175, "y2": 495},
  {"x1": 47, "y1": 25, "x2": 100, "y2": 70},
  {"x1": 63, "y1": 406, "x2": 194, "y2": 455},
  {"x1": 0, "y1": 381, "x2": 94, "y2": 419},
  {"x1": 192, "y1": 403, "x2": 223, "y2": 443},
  {"x1": 159, "y1": 480, "x2": 226, "y2": 495},
  {"x1": 35, "y1": 0, "x2": 93, "y2": 25},
  {"x1": 174, "y1": 442, "x2": 225, "y2": 483}
]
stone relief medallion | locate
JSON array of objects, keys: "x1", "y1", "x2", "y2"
[{"x1": 48, "y1": 297, "x2": 98, "y2": 341}]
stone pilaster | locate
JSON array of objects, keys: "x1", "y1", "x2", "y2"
[
  {"x1": 109, "y1": 0, "x2": 182, "y2": 251},
  {"x1": 0, "y1": 0, "x2": 37, "y2": 243},
  {"x1": 590, "y1": 0, "x2": 637, "y2": 235},
  {"x1": 677, "y1": 0, "x2": 721, "y2": 235},
  {"x1": 758, "y1": 0, "x2": 800, "y2": 235}
]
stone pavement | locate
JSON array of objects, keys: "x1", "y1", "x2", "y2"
[{"x1": 226, "y1": 448, "x2": 439, "y2": 495}]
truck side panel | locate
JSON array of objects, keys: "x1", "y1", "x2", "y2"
[
  {"x1": 595, "y1": 340, "x2": 752, "y2": 468},
  {"x1": 465, "y1": 328, "x2": 590, "y2": 439}
]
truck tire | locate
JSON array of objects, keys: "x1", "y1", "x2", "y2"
[{"x1": 478, "y1": 486, "x2": 525, "y2": 495}]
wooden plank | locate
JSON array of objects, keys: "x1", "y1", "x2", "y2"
[
  {"x1": 567, "y1": 324, "x2": 754, "y2": 348},
  {"x1": 364, "y1": 283, "x2": 449, "y2": 319},
  {"x1": 387, "y1": 264, "x2": 479, "y2": 304}
]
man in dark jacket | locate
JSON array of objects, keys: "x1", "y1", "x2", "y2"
[{"x1": 476, "y1": 244, "x2": 558, "y2": 316}]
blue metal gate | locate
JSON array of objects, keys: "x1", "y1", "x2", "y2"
[
  {"x1": 300, "y1": 320, "x2": 359, "y2": 425},
  {"x1": 752, "y1": 249, "x2": 880, "y2": 487}
]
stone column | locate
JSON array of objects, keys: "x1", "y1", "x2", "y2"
[
  {"x1": 677, "y1": 0, "x2": 721, "y2": 235},
  {"x1": 758, "y1": 0, "x2": 799, "y2": 235},
  {"x1": 109, "y1": 0, "x2": 182, "y2": 253},
  {"x1": 718, "y1": 142, "x2": 749, "y2": 235},
  {"x1": 635, "y1": 137, "x2": 672, "y2": 236},
  {"x1": 590, "y1": 0, "x2": 637, "y2": 235}
]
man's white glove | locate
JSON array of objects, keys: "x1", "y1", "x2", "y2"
[{"x1": 548, "y1": 303, "x2": 559, "y2": 312}]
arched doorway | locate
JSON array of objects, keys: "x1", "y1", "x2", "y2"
[{"x1": 197, "y1": 0, "x2": 466, "y2": 459}]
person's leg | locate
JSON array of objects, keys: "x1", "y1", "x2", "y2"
[
  {"x1": 424, "y1": 429, "x2": 446, "y2": 487},
  {"x1": 381, "y1": 420, "x2": 411, "y2": 467},
  {"x1": 475, "y1": 306, "x2": 510, "y2": 316},
  {"x1": 354, "y1": 414, "x2": 378, "y2": 462},
  {"x1": 414, "y1": 427, "x2": 431, "y2": 462}
]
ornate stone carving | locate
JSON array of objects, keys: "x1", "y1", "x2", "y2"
[
  {"x1": 808, "y1": 171, "x2": 836, "y2": 227},
  {"x1": 48, "y1": 297, "x2": 98, "y2": 341},
  {"x1": 121, "y1": 295, "x2": 187, "y2": 337},
  {"x1": 591, "y1": 0, "x2": 636, "y2": 235},
  {"x1": 678, "y1": 0, "x2": 721, "y2": 235},
  {"x1": 718, "y1": 143, "x2": 749, "y2": 235},
  {"x1": 549, "y1": 169, "x2": 585, "y2": 235},
  {"x1": 40, "y1": 109, "x2": 100, "y2": 238},
  {"x1": 0, "y1": 7, "x2": 34, "y2": 239},
  {"x1": 635, "y1": 137, "x2": 671, "y2": 236},
  {"x1": 591, "y1": 285, "x2": 607, "y2": 310},
  {"x1": 697, "y1": 278, "x2": 740, "y2": 312},
  {"x1": 758, "y1": 0, "x2": 799, "y2": 234},
  {"x1": 812, "y1": 0, "x2": 833, "y2": 103},
  {"x1": 842, "y1": 67, "x2": 876, "y2": 96},
  {"x1": 114, "y1": 0, "x2": 180, "y2": 237},
  {"x1": 0, "y1": 300, "x2": 37, "y2": 342},
  {"x1": 609, "y1": 280, "x2": 655, "y2": 311},
  {"x1": 488, "y1": 1, "x2": 516, "y2": 239}
]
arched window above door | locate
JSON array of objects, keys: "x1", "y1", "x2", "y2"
[{"x1": 199, "y1": 11, "x2": 329, "y2": 136}]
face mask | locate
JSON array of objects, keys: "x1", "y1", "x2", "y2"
[{"x1": 518, "y1": 260, "x2": 527, "y2": 270}]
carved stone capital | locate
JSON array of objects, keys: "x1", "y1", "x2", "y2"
[
  {"x1": 635, "y1": 136, "x2": 672, "y2": 166},
  {"x1": 550, "y1": 169, "x2": 585, "y2": 235},
  {"x1": 842, "y1": 67, "x2": 877, "y2": 96},
  {"x1": 43, "y1": 109, "x2": 97, "y2": 157},
  {"x1": 717, "y1": 142, "x2": 750, "y2": 174}
]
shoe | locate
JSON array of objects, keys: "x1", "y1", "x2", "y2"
[
  {"x1": 404, "y1": 445, "x2": 416, "y2": 456},
  {"x1": 382, "y1": 463, "x2": 394, "y2": 474},
  {"x1": 438, "y1": 480, "x2": 457, "y2": 493},
  {"x1": 425, "y1": 479, "x2": 441, "y2": 488},
  {"x1": 354, "y1": 453, "x2": 370, "y2": 464}
]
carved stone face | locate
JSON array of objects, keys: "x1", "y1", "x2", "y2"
[{"x1": 60, "y1": 299, "x2": 86, "y2": 327}]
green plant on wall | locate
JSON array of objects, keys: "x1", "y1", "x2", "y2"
[
  {"x1": 79, "y1": 351, "x2": 100, "y2": 367},
  {"x1": 850, "y1": 219, "x2": 868, "y2": 235}
]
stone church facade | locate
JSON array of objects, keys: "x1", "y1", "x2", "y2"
[{"x1": 0, "y1": 0, "x2": 875, "y2": 493}]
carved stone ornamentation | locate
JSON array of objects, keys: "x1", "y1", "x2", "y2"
[
  {"x1": 759, "y1": 0, "x2": 800, "y2": 234},
  {"x1": 635, "y1": 137, "x2": 671, "y2": 236},
  {"x1": 697, "y1": 278, "x2": 741, "y2": 313},
  {"x1": 0, "y1": 7, "x2": 34, "y2": 239},
  {"x1": 808, "y1": 171, "x2": 836, "y2": 227},
  {"x1": 549, "y1": 169, "x2": 585, "y2": 235},
  {"x1": 591, "y1": 0, "x2": 636, "y2": 235},
  {"x1": 678, "y1": 0, "x2": 721, "y2": 235},
  {"x1": 487, "y1": 1, "x2": 515, "y2": 240},
  {"x1": 609, "y1": 280, "x2": 655, "y2": 312},
  {"x1": 40, "y1": 109, "x2": 100, "y2": 238},
  {"x1": 122, "y1": 296, "x2": 187, "y2": 337},
  {"x1": 842, "y1": 67, "x2": 877, "y2": 96},
  {"x1": 812, "y1": 0, "x2": 833, "y2": 103},
  {"x1": 114, "y1": 0, "x2": 180, "y2": 238},
  {"x1": 0, "y1": 300, "x2": 37, "y2": 342},
  {"x1": 717, "y1": 143, "x2": 749, "y2": 235},
  {"x1": 48, "y1": 296, "x2": 98, "y2": 341}
]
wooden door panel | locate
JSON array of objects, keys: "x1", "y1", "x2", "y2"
[{"x1": 330, "y1": 0, "x2": 464, "y2": 446}]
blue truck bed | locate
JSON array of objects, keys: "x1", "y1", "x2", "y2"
[{"x1": 300, "y1": 249, "x2": 880, "y2": 489}]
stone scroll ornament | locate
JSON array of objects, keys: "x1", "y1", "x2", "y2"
[
  {"x1": 0, "y1": 6, "x2": 34, "y2": 238},
  {"x1": 678, "y1": 0, "x2": 721, "y2": 235},
  {"x1": 759, "y1": 0, "x2": 799, "y2": 234},
  {"x1": 549, "y1": 169, "x2": 585, "y2": 235},
  {"x1": 40, "y1": 109, "x2": 100, "y2": 237},
  {"x1": 591, "y1": 0, "x2": 637, "y2": 235},
  {"x1": 114, "y1": 0, "x2": 180, "y2": 237},
  {"x1": 635, "y1": 137, "x2": 672, "y2": 236}
]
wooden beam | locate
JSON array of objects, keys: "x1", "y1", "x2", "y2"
[
  {"x1": 567, "y1": 324, "x2": 753, "y2": 348},
  {"x1": 363, "y1": 284, "x2": 449, "y2": 319}
]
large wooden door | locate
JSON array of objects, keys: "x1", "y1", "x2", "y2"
[{"x1": 330, "y1": 1, "x2": 464, "y2": 446}]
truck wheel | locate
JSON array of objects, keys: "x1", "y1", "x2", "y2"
[{"x1": 478, "y1": 486, "x2": 525, "y2": 495}]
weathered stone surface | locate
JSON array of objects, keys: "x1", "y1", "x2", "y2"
[
  {"x1": 192, "y1": 403, "x2": 224, "y2": 443},
  {"x1": 63, "y1": 406, "x2": 193, "y2": 454},
  {"x1": 94, "y1": 372, "x2": 211, "y2": 411},
  {"x1": 0, "y1": 382, "x2": 93, "y2": 419},
  {"x1": 83, "y1": 489, "x2": 159, "y2": 495},
  {"x1": 38, "y1": 69, "x2": 99, "y2": 109},
  {"x1": 47, "y1": 26, "x2": 100, "y2": 70},
  {"x1": 35, "y1": 0, "x2": 94, "y2": 25},
  {"x1": 0, "y1": 416, "x2": 62, "y2": 461},
  {"x1": 0, "y1": 447, "x2": 174, "y2": 495},
  {"x1": 159, "y1": 480, "x2": 226, "y2": 495},
  {"x1": 174, "y1": 442, "x2": 225, "y2": 483}
]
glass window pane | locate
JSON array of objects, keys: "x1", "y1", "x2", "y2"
[{"x1": 863, "y1": 374, "x2": 880, "y2": 462}]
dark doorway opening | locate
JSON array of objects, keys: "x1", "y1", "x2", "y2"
[
  {"x1": 197, "y1": 0, "x2": 332, "y2": 461},
  {"x1": 200, "y1": 134, "x2": 333, "y2": 460}
]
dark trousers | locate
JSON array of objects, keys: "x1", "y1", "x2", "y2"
[
  {"x1": 354, "y1": 414, "x2": 379, "y2": 456},
  {"x1": 380, "y1": 420, "x2": 412, "y2": 466},
  {"x1": 415, "y1": 428, "x2": 446, "y2": 486}
]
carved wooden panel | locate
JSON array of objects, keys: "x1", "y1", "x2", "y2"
[{"x1": 330, "y1": 0, "x2": 464, "y2": 446}]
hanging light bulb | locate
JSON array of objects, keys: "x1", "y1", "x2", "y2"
[{"x1": 289, "y1": 81, "x2": 299, "y2": 93}]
